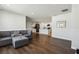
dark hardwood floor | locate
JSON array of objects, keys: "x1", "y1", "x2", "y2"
[{"x1": 0, "y1": 33, "x2": 75, "y2": 54}]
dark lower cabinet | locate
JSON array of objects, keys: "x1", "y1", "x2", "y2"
[{"x1": 76, "y1": 49, "x2": 79, "y2": 54}]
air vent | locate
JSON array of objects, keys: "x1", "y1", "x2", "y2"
[{"x1": 61, "y1": 9, "x2": 68, "y2": 12}]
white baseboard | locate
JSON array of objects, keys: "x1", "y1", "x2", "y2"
[{"x1": 52, "y1": 36, "x2": 71, "y2": 41}]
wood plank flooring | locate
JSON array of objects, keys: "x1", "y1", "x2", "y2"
[{"x1": 0, "y1": 33, "x2": 75, "y2": 54}]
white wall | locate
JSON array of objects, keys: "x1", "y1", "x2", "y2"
[
  {"x1": 52, "y1": 13, "x2": 72, "y2": 40},
  {"x1": 71, "y1": 5, "x2": 79, "y2": 49},
  {"x1": 0, "y1": 10, "x2": 26, "y2": 31},
  {"x1": 52, "y1": 5, "x2": 79, "y2": 49}
]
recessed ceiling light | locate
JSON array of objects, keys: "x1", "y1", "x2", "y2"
[{"x1": 32, "y1": 12, "x2": 34, "y2": 15}]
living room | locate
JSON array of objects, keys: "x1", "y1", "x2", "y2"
[{"x1": 0, "y1": 4, "x2": 79, "y2": 54}]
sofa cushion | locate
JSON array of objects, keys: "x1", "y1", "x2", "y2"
[
  {"x1": 11, "y1": 33, "x2": 22, "y2": 37},
  {"x1": 0, "y1": 37, "x2": 11, "y2": 41},
  {"x1": 23, "y1": 34, "x2": 29, "y2": 37},
  {"x1": 0, "y1": 31, "x2": 11, "y2": 38},
  {"x1": 20, "y1": 30, "x2": 27, "y2": 35}
]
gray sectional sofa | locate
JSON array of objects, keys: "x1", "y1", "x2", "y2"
[
  {"x1": 0, "y1": 31, "x2": 12, "y2": 46},
  {"x1": 0, "y1": 30, "x2": 32, "y2": 48}
]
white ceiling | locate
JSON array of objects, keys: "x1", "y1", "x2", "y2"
[{"x1": 0, "y1": 4, "x2": 72, "y2": 22}]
